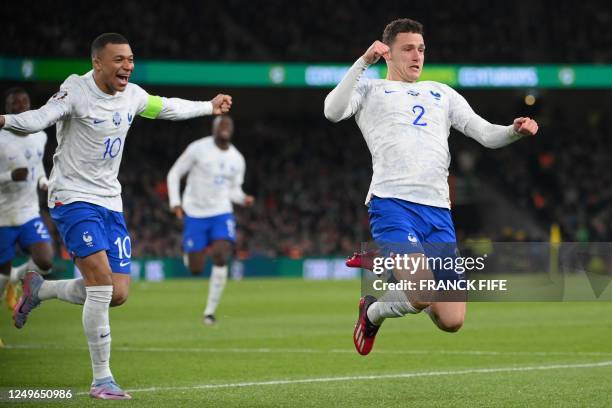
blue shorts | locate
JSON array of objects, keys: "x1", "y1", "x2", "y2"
[
  {"x1": 0, "y1": 217, "x2": 51, "y2": 264},
  {"x1": 183, "y1": 213, "x2": 236, "y2": 253},
  {"x1": 368, "y1": 196, "x2": 460, "y2": 281},
  {"x1": 50, "y1": 202, "x2": 131, "y2": 274}
]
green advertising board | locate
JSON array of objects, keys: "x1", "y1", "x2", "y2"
[{"x1": 2, "y1": 57, "x2": 611, "y2": 88}]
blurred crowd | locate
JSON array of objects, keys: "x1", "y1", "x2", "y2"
[
  {"x1": 116, "y1": 116, "x2": 373, "y2": 258},
  {"x1": 484, "y1": 107, "x2": 612, "y2": 243},
  {"x1": 4, "y1": 0, "x2": 611, "y2": 63},
  {"x1": 6, "y1": 0, "x2": 612, "y2": 257},
  {"x1": 25, "y1": 99, "x2": 612, "y2": 258},
  {"x1": 48, "y1": 100, "x2": 609, "y2": 258}
]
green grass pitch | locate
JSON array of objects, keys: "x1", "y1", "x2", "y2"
[{"x1": 1, "y1": 278, "x2": 611, "y2": 407}]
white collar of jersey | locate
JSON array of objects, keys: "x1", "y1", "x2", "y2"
[{"x1": 84, "y1": 70, "x2": 123, "y2": 99}]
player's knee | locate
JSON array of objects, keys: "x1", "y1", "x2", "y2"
[
  {"x1": 110, "y1": 288, "x2": 129, "y2": 307},
  {"x1": 34, "y1": 257, "x2": 53, "y2": 272},
  {"x1": 437, "y1": 318, "x2": 464, "y2": 333},
  {"x1": 211, "y1": 242, "x2": 231, "y2": 266},
  {"x1": 189, "y1": 264, "x2": 202, "y2": 275},
  {"x1": 31, "y1": 247, "x2": 54, "y2": 271}
]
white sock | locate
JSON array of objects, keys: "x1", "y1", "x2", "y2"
[
  {"x1": 0, "y1": 274, "x2": 8, "y2": 295},
  {"x1": 366, "y1": 290, "x2": 420, "y2": 326},
  {"x1": 83, "y1": 286, "x2": 113, "y2": 382},
  {"x1": 204, "y1": 265, "x2": 228, "y2": 316},
  {"x1": 38, "y1": 279, "x2": 86, "y2": 304},
  {"x1": 10, "y1": 258, "x2": 51, "y2": 283}
]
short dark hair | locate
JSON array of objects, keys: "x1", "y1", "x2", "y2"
[
  {"x1": 4, "y1": 86, "x2": 28, "y2": 104},
  {"x1": 91, "y1": 33, "x2": 129, "y2": 58},
  {"x1": 382, "y1": 18, "x2": 424, "y2": 45}
]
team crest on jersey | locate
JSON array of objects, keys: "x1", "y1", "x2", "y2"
[
  {"x1": 112, "y1": 112, "x2": 122, "y2": 127},
  {"x1": 37, "y1": 149, "x2": 43, "y2": 158},
  {"x1": 127, "y1": 112, "x2": 133, "y2": 124},
  {"x1": 430, "y1": 90, "x2": 442, "y2": 100},
  {"x1": 24, "y1": 149, "x2": 32, "y2": 160}
]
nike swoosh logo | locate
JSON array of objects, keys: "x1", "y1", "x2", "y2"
[
  {"x1": 119, "y1": 261, "x2": 130, "y2": 267},
  {"x1": 93, "y1": 119, "x2": 106, "y2": 124},
  {"x1": 8, "y1": 156, "x2": 17, "y2": 160},
  {"x1": 384, "y1": 90, "x2": 398, "y2": 94},
  {"x1": 100, "y1": 332, "x2": 110, "y2": 338}
]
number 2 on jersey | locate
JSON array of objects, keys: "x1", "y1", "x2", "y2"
[{"x1": 411, "y1": 105, "x2": 427, "y2": 127}]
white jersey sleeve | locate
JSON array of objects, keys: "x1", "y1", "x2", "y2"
[
  {"x1": 228, "y1": 154, "x2": 246, "y2": 204},
  {"x1": 446, "y1": 85, "x2": 522, "y2": 148},
  {"x1": 167, "y1": 142, "x2": 198, "y2": 208},
  {"x1": 134, "y1": 85, "x2": 214, "y2": 121},
  {"x1": 324, "y1": 57, "x2": 371, "y2": 122},
  {"x1": 3, "y1": 77, "x2": 82, "y2": 133}
]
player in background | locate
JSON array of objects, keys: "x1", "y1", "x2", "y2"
[
  {"x1": 0, "y1": 33, "x2": 232, "y2": 399},
  {"x1": 167, "y1": 115, "x2": 253, "y2": 326},
  {"x1": 0, "y1": 88, "x2": 54, "y2": 310},
  {"x1": 324, "y1": 19, "x2": 538, "y2": 355}
]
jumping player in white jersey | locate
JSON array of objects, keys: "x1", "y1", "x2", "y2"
[
  {"x1": 167, "y1": 115, "x2": 254, "y2": 326},
  {"x1": 324, "y1": 19, "x2": 538, "y2": 355},
  {"x1": 0, "y1": 33, "x2": 232, "y2": 399},
  {"x1": 0, "y1": 88, "x2": 54, "y2": 310}
]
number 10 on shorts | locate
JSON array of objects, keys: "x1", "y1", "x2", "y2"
[{"x1": 114, "y1": 236, "x2": 132, "y2": 259}]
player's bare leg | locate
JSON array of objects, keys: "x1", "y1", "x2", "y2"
[
  {"x1": 29, "y1": 241, "x2": 54, "y2": 272},
  {"x1": 186, "y1": 250, "x2": 207, "y2": 276},
  {"x1": 424, "y1": 301, "x2": 466, "y2": 333},
  {"x1": 202, "y1": 240, "x2": 232, "y2": 325}
]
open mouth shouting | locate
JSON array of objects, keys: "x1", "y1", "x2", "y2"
[{"x1": 116, "y1": 73, "x2": 130, "y2": 87}]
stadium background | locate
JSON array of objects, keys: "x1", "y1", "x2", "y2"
[
  {"x1": 3, "y1": 0, "x2": 612, "y2": 281},
  {"x1": 1, "y1": 1, "x2": 612, "y2": 406}
]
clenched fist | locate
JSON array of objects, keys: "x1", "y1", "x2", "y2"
[
  {"x1": 362, "y1": 41, "x2": 390, "y2": 65},
  {"x1": 211, "y1": 94, "x2": 232, "y2": 115},
  {"x1": 513, "y1": 117, "x2": 539, "y2": 137}
]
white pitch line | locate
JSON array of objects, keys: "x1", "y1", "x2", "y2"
[
  {"x1": 4, "y1": 344, "x2": 612, "y2": 357},
  {"x1": 82, "y1": 360, "x2": 612, "y2": 395}
]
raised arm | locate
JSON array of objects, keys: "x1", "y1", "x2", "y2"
[
  {"x1": 448, "y1": 86, "x2": 538, "y2": 148},
  {"x1": 324, "y1": 41, "x2": 388, "y2": 122},
  {"x1": 167, "y1": 145, "x2": 197, "y2": 218}
]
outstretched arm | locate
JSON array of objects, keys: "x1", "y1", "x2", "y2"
[
  {"x1": 324, "y1": 41, "x2": 387, "y2": 122},
  {"x1": 0, "y1": 91, "x2": 72, "y2": 133},
  {"x1": 139, "y1": 93, "x2": 232, "y2": 121},
  {"x1": 449, "y1": 87, "x2": 538, "y2": 148}
]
